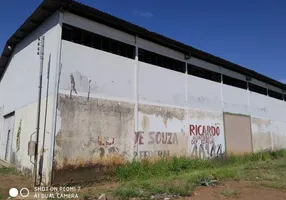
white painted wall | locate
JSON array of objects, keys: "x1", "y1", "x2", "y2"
[
  {"x1": 187, "y1": 76, "x2": 221, "y2": 112},
  {"x1": 59, "y1": 41, "x2": 135, "y2": 102},
  {"x1": 223, "y1": 85, "x2": 249, "y2": 115},
  {"x1": 138, "y1": 62, "x2": 185, "y2": 107},
  {"x1": 0, "y1": 12, "x2": 61, "y2": 185},
  {"x1": 59, "y1": 12, "x2": 286, "y2": 159}
]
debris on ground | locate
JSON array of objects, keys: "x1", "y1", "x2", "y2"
[
  {"x1": 98, "y1": 193, "x2": 106, "y2": 200},
  {"x1": 199, "y1": 178, "x2": 218, "y2": 186}
]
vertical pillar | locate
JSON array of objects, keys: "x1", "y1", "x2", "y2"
[
  {"x1": 134, "y1": 35, "x2": 139, "y2": 154},
  {"x1": 185, "y1": 62, "x2": 189, "y2": 155},
  {"x1": 220, "y1": 67, "x2": 224, "y2": 111},
  {"x1": 48, "y1": 11, "x2": 63, "y2": 186}
]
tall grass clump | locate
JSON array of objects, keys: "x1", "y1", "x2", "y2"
[{"x1": 115, "y1": 149, "x2": 286, "y2": 181}]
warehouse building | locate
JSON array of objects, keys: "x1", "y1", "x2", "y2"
[{"x1": 0, "y1": 0, "x2": 285, "y2": 185}]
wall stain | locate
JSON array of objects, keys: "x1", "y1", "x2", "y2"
[
  {"x1": 138, "y1": 104, "x2": 184, "y2": 121},
  {"x1": 53, "y1": 94, "x2": 134, "y2": 184}
]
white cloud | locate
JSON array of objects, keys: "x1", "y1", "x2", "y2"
[{"x1": 133, "y1": 10, "x2": 154, "y2": 18}]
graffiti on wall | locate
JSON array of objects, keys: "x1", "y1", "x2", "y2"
[
  {"x1": 84, "y1": 136, "x2": 119, "y2": 159},
  {"x1": 135, "y1": 131, "x2": 178, "y2": 145},
  {"x1": 16, "y1": 119, "x2": 22, "y2": 152},
  {"x1": 133, "y1": 131, "x2": 178, "y2": 159},
  {"x1": 189, "y1": 123, "x2": 224, "y2": 159}
]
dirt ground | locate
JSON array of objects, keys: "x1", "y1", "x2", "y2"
[
  {"x1": 1, "y1": 164, "x2": 286, "y2": 200},
  {"x1": 189, "y1": 181, "x2": 286, "y2": 200},
  {"x1": 0, "y1": 173, "x2": 32, "y2": 199},
  {"x1": 1, "y1": 175, "x2": 286, "y2": 200}
]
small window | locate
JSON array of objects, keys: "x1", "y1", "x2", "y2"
[
  {"x1": 150, "y1": 53, "x2": 157, "y2": 65},
  {"x1": 82, "y1": 31, "x2": 93, "y2": 47},
  {"x1": 138, "y1": 49, "x2": 144, "y2": 61},
  {"x1": 126, "y1": 44, "x2": 135, "y2": 59},
  {"x1": 188, "y1": 64, "x2": 221, "y2": 83},
  {"x1": 93, "y1": 34, "x2": 102, "y2": 49},
  {"x1": 248, "y1": 83, "x2": 267, "y2": 95},
  {"x1": 268, "y1": 90, "x2": 283, "y2": 100},
  {"x1": 110, "y1": 39, "x2": 119, "y2": 54},
  {"x1": 101, "y1": 37, "x2": 110, "y2": 52},
  {"x1": 62, "y1": 25, "x2": 73, "y2": 41},
  {"x1": 223, "y1": 75, "x2": 247, "y2": 89},
  {"x1": 138, "y1": 48, "x2": 185, "y2": 73},
  {"x1": 71, "y1": 27, "x2": 82, "y2": 44},
  {"x1": 61, "y1": 23, "x2": 135, "y2": 59},
  {"x1": 284, "y1": 95, "x2": 286, "y2": 101}
]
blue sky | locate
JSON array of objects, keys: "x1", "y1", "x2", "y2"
[{"x1": 0, "y1": 0, "x2": 285, "y2": 82}]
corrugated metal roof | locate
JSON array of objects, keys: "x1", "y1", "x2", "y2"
[{"x1": 0, "y1": 0, "x2": 285, "y2": 90}]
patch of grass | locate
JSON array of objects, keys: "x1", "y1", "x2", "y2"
[
  {"x1": 116, "y1": 150, "x2": 286, "y2": 182},
  {"x1": 83, "y1": 194, "x2": 89, "y2": 200},
  {"x1": 111, "y1": 150, "x2": 286, "y2": 199},
  {"x1": 114, "y1": 165, "x2": 242, "y2": 199},
  {"x1": 260, "y1": 181, "x2": 286, "y2": 189},
  {"x1": 0, "y1": 167, "x2": 17, "y2": 174},
  {"x1": 218, "y1": 189, "x2": 240, "y2": 197}
]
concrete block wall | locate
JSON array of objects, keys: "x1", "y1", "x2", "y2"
[{"x1": 51, "y1": 12, "x2": 286, "y2": 183}]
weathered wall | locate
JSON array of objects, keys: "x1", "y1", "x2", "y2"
[
  {"x1": 251, "y1": 117, "x2": 272, "y2": 152},
  {"x1": 136, "y1": 104, "x2": 187, "y2": 159},
  {"x1": 0, "y1": 12, "x2": 61, "y2": 185},
  {"x1": 189, "y1": 110, "x2": 225, "y2": 158},
  {"x1": 53, "y1": 94, "x2": 134, "y2": 184},
  {"x1": 53, "y1": 11, "x2": 286, "y2": 185},
  {"x1": 11, "y1": 97, "x2": 53, "y2": 183},
  {"x1": 250, "y1": 91, "x2": 286, "y2": 152}
]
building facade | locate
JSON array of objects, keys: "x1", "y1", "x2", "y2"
[{"x1": 0, "y1": 0, "x2": 285, "y2": 185}]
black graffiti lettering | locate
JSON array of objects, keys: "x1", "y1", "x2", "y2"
[
  {"x1": 148, "y1": 132, "x2": 155, "y2": 144},
  {"x1": 217, "y1": 144, "x2": 222, "y2": 156},
  {"x1": 158, "y1": 150, "x2": 163, "y2": 157},
  {"x1": 163, "y1": 150, "x2": 170, "y2": 157},
  {"x1": 136, "y1": 131, "x2": 179, "y2": 145},
  {"x1": 167, "y1": 132, "x2": 172, "y2": 144},
  {"x1": 162, "y1": 132, "x2": 167, "y2": 144},
  {"x1": 199, "y1": 144, "x2": 205, "y2": 159},
  {"x1": 155, "y1": 132, "x2": 161, "y2": 144},
  {"x1": 173, "y1": 133, "x2": 178, "y2": 144}
]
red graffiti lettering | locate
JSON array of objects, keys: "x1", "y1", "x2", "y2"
[
  {"x1": 135, "y1": 131, "x2": 144, "y2": 145},
  {"x1": 216, "y1": 127, "x2": 220, "y2": 136},
  {"x1": 189, "y1": 124, "x2": 220, "y2": 136},
  {"x1": 190, "y1": 125, "x2": 195, "y2": 135}
]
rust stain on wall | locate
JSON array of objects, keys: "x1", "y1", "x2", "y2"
[{"x1": 163, "y1": 119, "x2": 168, "y2": 128}]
